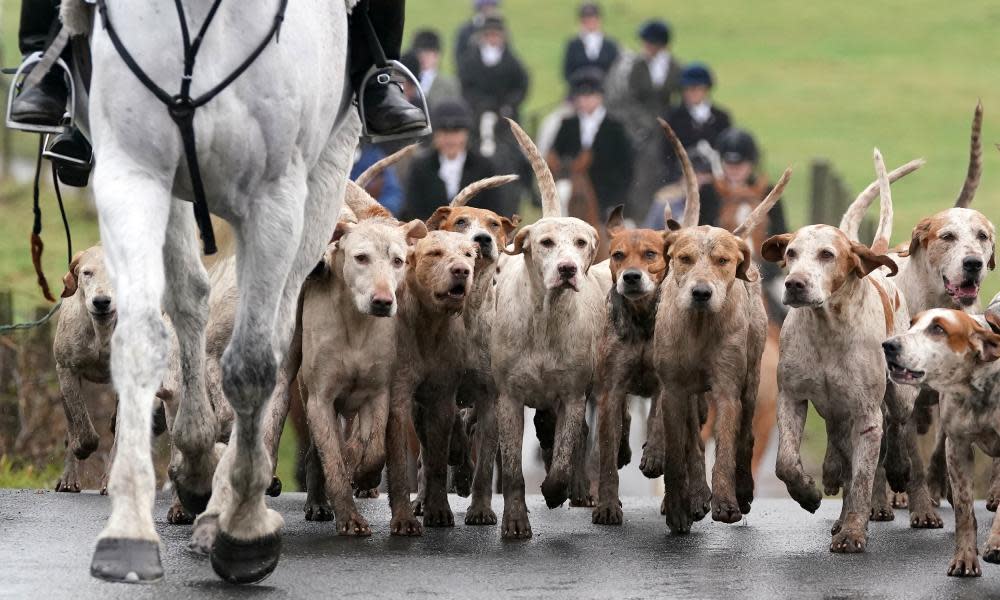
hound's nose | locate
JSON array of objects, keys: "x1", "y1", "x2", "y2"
[
  {"x1": 451, "y1": 265, "x2": 471, "y2": 279},
  {"x1": 785, "y1": 277, "x2": 807, "y2": 291},
  {"x1": 963, "y1": 256, "x2": 984, "y2": 274},
  {"x1": 473, "y1": 233, "x2": 492, "y2": 248},
  {"x1": 92, "y1": 296, "x2": 112, "y2": 313},
  {"x1": 371, "y1": 294, "x2": 394, "y2": 312},
  {"x1": 691, "y1": 284, "x2": 712, "y2": 303},
  {"x1": 558, "y1": 263, "x2": 578, "y2": 279},
  {"x1": 882, "y1": 339, "x2": 901, "y2": 356},
  {"x1": 622, "y1": 270, "x2": 642, "y2": 285}
]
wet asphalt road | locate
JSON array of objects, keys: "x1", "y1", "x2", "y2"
[{"x1": 2, "y1": 489, "x2": 1000, "y2": 599}]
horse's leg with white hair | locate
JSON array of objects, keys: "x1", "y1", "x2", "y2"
[
  {"x1": 88, "y1": 160, "x2": 172, "y2": 583},
  {"x1": 162, "y1": 202, "x2": 217, "y2": 518}
]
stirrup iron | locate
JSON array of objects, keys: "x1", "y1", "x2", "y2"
[
  {"x1": 4, "y1": 52, "x2": 76, "y2": 134},
  {"x1": 358, "y1": 60, "x2": 432, "y2": 144}
]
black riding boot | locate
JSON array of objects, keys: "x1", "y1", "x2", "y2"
[
  {"x1": 349, "y1": 0, "x2": 427, "y2": 137},
  {"x1": 11, "y1": 0, "x2": 69, "y2": 126}
]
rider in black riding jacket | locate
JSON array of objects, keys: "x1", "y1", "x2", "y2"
[{"x1": 11, "y1": 0, "x2": 427, "y2": 138}]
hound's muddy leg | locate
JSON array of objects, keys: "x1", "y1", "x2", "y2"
[
  {"x1": 709, "y1": 389, "x2": 744, "y2": 524},
  {"x1": 593, "y1": 383, "x2": 626, "y2": 525},
  {"x1": 988, "y1": 459, "x2": 1000, "y2": 512},
  {"x1": 904, "y1": 422, "x2": 943, "y2": 529},
  {"x1": 163, "y1": 201, "x2": 217, "y2": 517},
  {"x1": 88, "y1": 165, "x2": 172, "y2": 583},
  {"x1": 946, "y1": 437, "x2": 980, "y2": 576},
  {"x1": 639, "y1": 394, "x2": 665, "y2": 478},
  {"x1": 660, "y1": 387, "x2": 693, "y2": 534},
  {"x1": 540, "y1": 397, "x2": 587, "y2": 509},
  {"x1": 498, "y1": 394, "x2": 530, "y2": 539},
  {"x1": 420, "y1": 393, "x2": 457, "y2": 527},
  {"x1": 830, "y1": 416, "x2": 881, "y2": 554},
  {"x1": 387, "y1": 376, "x2": 423, "y2": 536},
  {"x1": 775, "y1": 390, "x2": 822, "y2": 514},
  {"x1": 466, "y1": 387, "x2": 499, "y2": 525}
]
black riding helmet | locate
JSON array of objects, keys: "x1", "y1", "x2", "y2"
[{"x1": 716, "y1": 127, "x2": 758, "y2": 165}]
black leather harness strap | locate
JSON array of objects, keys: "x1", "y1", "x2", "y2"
[{"x1": 95, "y1": 0, "x2": 289, "y2": 255}]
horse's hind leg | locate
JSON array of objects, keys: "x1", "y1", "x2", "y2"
[
  {"x1": 88, "y1": 164, "x2": 172, "y2": 583},
  {"x1": 163, "y1": 201, "x2": 216, "y2": 517}
]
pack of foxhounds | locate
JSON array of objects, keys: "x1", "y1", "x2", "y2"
[{"x1": 53, "y1": 104, "x2": 1000, "y2": 579}]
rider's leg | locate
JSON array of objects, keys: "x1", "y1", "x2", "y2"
[
  {"x1": 349, "y1": 0, "x2": 428, "y2": 137},
  {"x1": 12, "y1": 0, "x2": 68, "y2": 126}
]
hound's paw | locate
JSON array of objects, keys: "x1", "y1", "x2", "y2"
[
  {"x1": 389, "y1": 512, "x2": 423, "y2": 536},
  {"x1": 983, "y1": 539, "x2": 1000, "y2": 564},
  {"x1": 870, "y1": 504, "x2": 895, "y2": 522},
  {"x1": 71, "y1": 433, "x2": 99, "y2": 461},
  {"x1": 987, "y1": 490, "x2": 1000, "y2": 512},
  {"x1": 664, "y1": 495, "x2": 693, "y2": 534},
  {"x1": 55, "y1": 475, "x2": 81, "y2": 493},
  {"x1": 789, "y1": 481, "x2": 822, "y2": 514},
  {"x1": 830, "y1": 520, "x2": 842, "y2": 536},
  {"x1": 540, "y1": 476, "x2": 569, "y2": 509},
  {"x1": 188, "y1": 514, "x2": 219, "y2": 555},
  {"x1": 354, "y1": 488, "x2": 380, "y2": 499},
  {"x1": 711, "y1": 497, "x2": 743, "y2": 524},
  {"x1": 691, "y1": 486, "x2": 712, "y2": 522},
  {"x1": 265, "y1": 476, "x2": 282, "y2": 497},
  {"x1": 422, "y1": 502, "x2": 455, "y2": 528},
  {"x1": 451, "y1": 462, "x2": 473, "y2": 498},
  {"x1": 501, "y1": 507, "x2": 533, "y2": 539},
  {"x1": 336, "y1": 512, "x2": 372, "y2": 537},
  {"x1": 927, "y1": 473, "x2": 949, "y2": 507},
  {"x1": 410, "y1": 498, "x2": 424, "y2": 516},
  {"x1": 569, "y1": 494, "x2": 596, "y2": 508},
  {"x1": 592, "y1": 501, "x2": 623, "y2": 525},
  {"x1": 909, "y1": 508, "x2": 944, "y2": 529},
  {"x1": 891, "y1": 492, "x2": 908, "y2": 509},
  {"x1": 639, "y1": 447, "x2": 664, "y2": 479},
  {"x1": 464, "y1": 503, "x2": 497, "y2": 526},
  {"x1": 948, "y1": 548, "x2": 982, "y2": 577},
  {"x1": 885, "y1": 458, "x2": 911, "y2": 494},
  {"x1": 304, "y1": 501, "x2": 334, "y2": 522},
  {"x1": 830, "y1": 528, "x2": 867, "y2": 553},
  {"x1": 617, "y1": 442, "x2": 632, "y2": 469},
  {"x1": 167, "y1": 501, "x2": 195, "y2": 525}
]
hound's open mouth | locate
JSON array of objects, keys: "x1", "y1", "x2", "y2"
[
  {"x1": 887, "y1": 359, "x2": 924, "y2": 384},
  {"x1": 90, "y1": 309, "x2": 117, "y2": 321},
  {"x1": 943, "y1": 276, "x2": 979, "y2": 305},
  {"x1": 437, "y1": 284, "x2": 467, "y2": 301}
]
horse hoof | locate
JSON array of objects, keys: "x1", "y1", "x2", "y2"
[
  {"x1": 175, "y1": 485, "x2": 211, "y2": 516},
  {"x1": 90, "y1": 538, "x2": 163, "y2": 583},
  {"x1": 211, "y1": 530, "x2": 281, "y2": 584},
  {"x1": 265, "y1": 476, "x2": 282, "y2": 497}
]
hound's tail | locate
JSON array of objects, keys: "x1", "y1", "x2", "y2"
[
  {"x1": 451, "y1": 175, "x2": 519, "y2": 207},
  {"x1": 507, "y1": 118, "x2": 561, "y2": 218},
  {"x1": 733, "y1": 168, "x2": 792, "y2": 239},
  {"x1": 344, "y1": 180, "x2": 393, "y2": 220},
  {"x1": 838, "y1": 158, "x2": 925, "y2": 242},
  {"x1": 955, "y1": 100, "x2": 983, "y2": 208},
  {"x1": 354, "y1": 143, "x2": 419, "y2": 190},
  {"x1": 871, "y1": 149, "x2": 893, "y2": 254},
  {"x1": 658, "y1": 118, "x2": 700, "y2": 228}
]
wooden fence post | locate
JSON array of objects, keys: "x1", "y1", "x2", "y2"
[{"x1": 12, "y1": 305, "x2": 65, "y2": 465}]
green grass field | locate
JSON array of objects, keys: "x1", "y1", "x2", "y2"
[{"x1": 2, "y1": 0, "x2": 1000, "y2": 488}]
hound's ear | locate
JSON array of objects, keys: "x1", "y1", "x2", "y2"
[
  {"x1": 760, "y1": 233, "x2": 793, "y2": 264},
  {"x1": 426, "y1": 207, "x2": 451, "y2": 231},
  {"x1": 506, "y1": 225, "x2": 531, "y2": 255},
  {"x1": 972, "y1": 322, "x2": 1000, "y2": 362},
  {"x1": 989, "y1": 243, "x2": 996, "y2": 271},
  {"x1": 665, "y1": 219, "x2": 682, "y2": 231},
  {"x1": 986, "y1": 310, "x2": 1000, "y2": 335},
  {"x1": 908, "y1": 217, "x2": 933, "y2": 257},
  {"x1": 401, "y1": 219, "x2": 428, "y2": 245},
  {"x1": 735, "y1": 238, "x2": 758, "y2": 282},
  {"x1": 583, "y1": 225, "x2": 599, "y2": 273},
  {"x1": 331, "y1": 221, "x2": 355, "y2": 243},
  {"x1": 500, "y1": 216, "x2": 518, "y2": 242},
  {"x1": 851, "y1": 242, "x2": 898, "y2": 278},
  {"x1": 606, "y1": 204, "x2": 626, "y2": 237},
  {"x1": 60, "y1": 250, "x2": 86, "y2": 298}
]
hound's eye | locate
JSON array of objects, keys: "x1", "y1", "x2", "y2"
[
  {"x1": 82, "y1": 270, "x2": 94, "y2": 277},
  {"x1": 644, "y1": 251, "x2": 658, "y2": 261},
  {"x1": 928, "y1": 323, "x2": 946, "y2": 336},
  {"x1": 679, "y1": 255, "x2": 694, "y2": 265},
  {"x1": 465, "y1": 251, "x2": 475, "y2": 258},
  {"x1": 612, "y1": 251, "x2": 626, "y2": 261},
  {"x1": 428, "y1": 249, "x2": 444, "y2": 258},
  {"x1": 940, "y1": 232, "x2": 956, "y2": 242},
  {"x1": 818, "y1": 249, "x2": 835, "y2": 261},
  {"x1": 455, "y1": 218, "x2": 468, "y2": 227},
  {"x1": 717, "y1": 257, "x2": 729, "y2": 266},
  {"x1": 786, "y1": 248, "x2": 797, "y2": 259},
  {"x1": 393, "y1": 257, "x2": 404, "y2": 268},
  {"x1": 540, "y1": 238, "x2": 555, "y2": 248},
  {"x1": 978, "y1": 231, "x2": 990, "y2": 241},
  {"x1": 354, "y1": 254, "x2": 369, "y2": 265},
  {"x1": 575, "y1": 238, "x2": 588, "y2": 248},
  {"x1": 489, "y1": 220, "x2": 501, "y2": 229}
]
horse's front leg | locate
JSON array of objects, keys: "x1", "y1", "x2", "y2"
[{"x1": 88, "y1": 163, "x2": 172, "y2": 583}]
